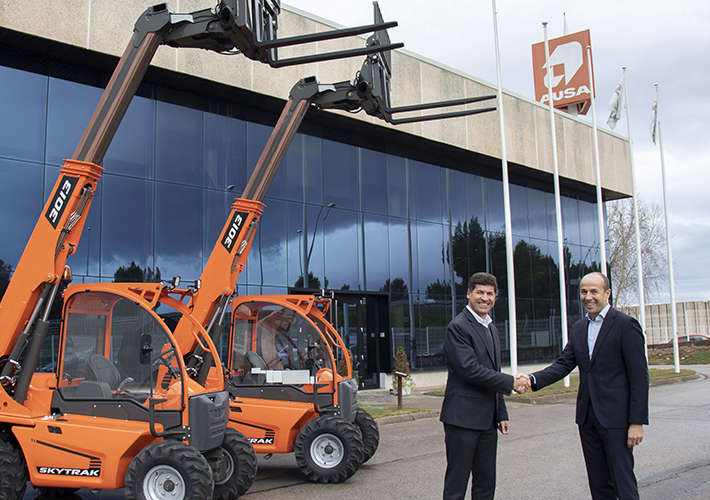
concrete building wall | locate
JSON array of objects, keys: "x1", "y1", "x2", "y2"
[
  {"x1": 621, "y1": 301, "x2": 710, "y2": 345},
  {"x1": 0, "y1": 0, "x2": 633, "y2": 197}
]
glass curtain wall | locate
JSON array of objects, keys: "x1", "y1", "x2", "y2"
[{"x1": 0, "y1": 62, "x2": 603, "y2": 369}]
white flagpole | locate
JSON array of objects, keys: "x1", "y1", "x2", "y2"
[
  {"x1": 655, "y1": 83, "x2": 680, "y2": 372},
  {"x1": 544, "y1": 22, "x2": 569, "y2": 387},
  {"x1": 586, "y1": 45, "x2": 607, "y2": 276},
  {"x1": 622, "y1": 68, "x2": 647, "y2": 349},
  {"x1": 492, "y1": 0, "x2": 518, "y2": 376}
]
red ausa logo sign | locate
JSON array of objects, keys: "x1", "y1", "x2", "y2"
[{"x1": 532, "y1": 30, "x2": 594, "y2": 114}]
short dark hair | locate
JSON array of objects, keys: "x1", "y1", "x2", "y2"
[
  {"x1": 583, "y1": 272, "x2": 610, "y2": 292},
  {"x1": 468, "y1": 272, "x2": 498, "y2": 292}
]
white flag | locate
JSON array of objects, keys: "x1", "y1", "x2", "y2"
[
  {"x1": 607, "y1": 73, "x2": 626, "y2": 130},
  {"x1": 650, "y1": 90, "x2": 658, "y2": 144}
]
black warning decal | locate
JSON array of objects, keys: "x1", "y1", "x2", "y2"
[
  {"x1": 221, "y1": 211, "x2": 250, "y2": 252},
  {"x1": 45, "y1": 175, "x2": 78, "y2": 229}
]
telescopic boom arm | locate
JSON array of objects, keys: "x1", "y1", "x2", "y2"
[
  {"x1": 182, "y1": 3, "x2": 497, "y2": 382},
  {"x1": 0, "y1": 0, "x2": 404, "y2": 400}
]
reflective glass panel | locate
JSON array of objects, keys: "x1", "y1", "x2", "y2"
[
  {"x1": 46, "y1": 78, "x2": 102, "y2": 166},
  {"x1": 578, "y1": 199, "x2": 597, "y2": 248},
  {"x1": 386, "y1": 154, "x2": 407, "y2": 217},
  {"x1": 415, "y1": 161, "x2": 442, "y2": 223},
  {"x1": 447, "y1": 170, "x2": 466, "y2": 226},
  {"x1": 0, "y1": 66, "x2": 47, "y2": 163},
  {"x1": 101, "y1": 175, "x2": 153, "y2": 277},
  {"x1": 0, "y1": 159, "x2": 44, "y2": 269},
  {"x1": 287, "y1": 201, "x2": 304, "y2": 287},
  {"x1": 486, "y1": 178, "x2": 505, "y2": 233},
  {"x1": 156, "y1": 101, "x2": 202, "y2": 185},
  {"x1": 203, "y1": 112, "x2": 246, "y2": 191},
  {"x1": 510, "y1": 184, "x2": 529, "y2": 238},
  {"x1": 363, "y1": 214, "x2": 389, "y2": 292},
  {"x1": 417, "y1": 221, "x2": 445, "y2": 294},
  {"x1": 155, "y1": 182, "x2": 202, "y2": 280},
  {"x1": 286, "y1": 133, "x2": 305, "y2": 202},
  {"x1": 527, "y1": 188, "x2": 547, "y2": 240},
  {"x1": 465, "y1": 174, "x2": 484, "y2": 223},
  {"x1": 562, "y1": 196, "x2": 581, "y2": 245},
  {"x1": 324, "y1": 208, "x2": 358, "y2": 290},
  {"x1": 203, "y1": 189, "x2": 233, "y2": 260},
  {"x1": 360, "y1": 148, "x2": 387, "y2": 215},
  {"x1": 254, "y1": 198, "x2": 288, "y2": 287},
  {"x1": 388, "y1": 217, "x2": 410, "y2": 294},
  {"x1": 104, "y1": 95, "x2": 155, "y2": 178},
  {"x1": 323, "y1": 139, "x2": 357, "y2": 210}
]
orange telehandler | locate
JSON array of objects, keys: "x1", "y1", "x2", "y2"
[
  {"x1": 168, "y1": 2, "x2": 497, "y2": 484},
  {"x1": 0, "y1": 2, "x2": 407, "y2": 498}
]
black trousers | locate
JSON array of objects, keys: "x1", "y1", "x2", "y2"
[
  {"x1": 443, "y1": 422, "x2": 498, "y2": 500},
  {"x1": 578, "y1": 403, "x2": 639, "y2": 500}
]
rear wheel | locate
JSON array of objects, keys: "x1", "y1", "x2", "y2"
[
  {"x1": 0, "y1": 439, "x2": 28, "y2": 500},
  {"x1": 209, "y1": 429, "x2": 258, "y2": 500},
  {"x1": 294, "y1": 415, "x2": 364, "y2": 483},
  {"x1": 124, "y1": 440, "x2": 213, "y2": 500},
  {"x1": 354, "y1": 408, "x2": 379, "y2": 463}
]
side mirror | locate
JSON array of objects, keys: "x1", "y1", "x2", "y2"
[{"x1": 140, "y1": 334, "x2": 153, "y2": 365}]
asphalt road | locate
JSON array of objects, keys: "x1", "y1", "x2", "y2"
[{"x1": 20, "y1": 365, "x2": 710, "y2": 499}]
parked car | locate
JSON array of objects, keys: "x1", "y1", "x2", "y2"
[{"x1": 666, "y1": 334, "x2": 710, "y2": 343}]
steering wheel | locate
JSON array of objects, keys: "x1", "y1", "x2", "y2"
[{"x1": 152, "y1": 347, "x2": 180, "y2": 379}]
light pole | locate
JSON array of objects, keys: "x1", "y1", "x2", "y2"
[
  {"x1": 297, "y1": 229, "x2": 303, "y2": 282},
  {"x1": 303, "y1": 203, "x2": 335, "y2": 288}
]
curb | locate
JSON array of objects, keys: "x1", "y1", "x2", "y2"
[
  {"x1": 376, "y1": 410, "x2": 440, "y2": 425},
  {"x1": 508, "y1": 373, "x2": 704, "y2": 405}
]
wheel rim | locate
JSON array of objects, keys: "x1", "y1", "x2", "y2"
[
  {"x1": 310, "y1": 433, "x2": 344, "y2": 469},
  {"x1": 143, "y1": 465, "x2": 186, "y2": 500},
  {"x1": 212, "y1": 447, "x2": 235, "y2": 486}
]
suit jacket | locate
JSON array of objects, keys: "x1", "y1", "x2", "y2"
[
  {"x1": 440, "y1": 308, "x2": 514, "y2": 430},
  {"x1": 532, "y1": 307, "x2": 649, "y2": 429}
]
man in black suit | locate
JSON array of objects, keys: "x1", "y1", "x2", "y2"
[
  {"x1": 522, "y1": 271, "x2": 649, "y2": 500},
  {"x1": 440, "y1": 272, "x2": 528, "y2": 500}
]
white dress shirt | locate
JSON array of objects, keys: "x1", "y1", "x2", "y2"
[{"x1": 587, "y1": 303, "x2": 611, "y2": 359}]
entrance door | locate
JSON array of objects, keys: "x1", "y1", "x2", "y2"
[{"x1": 331, "y1": 292, "x2": 390, "y2": 390}]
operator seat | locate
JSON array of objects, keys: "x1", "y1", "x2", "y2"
[
  {"x1": 86, "y1": 354, "x2": 122, "y2": 389},
  {"x1": 243, "y1": 351, "x2": 268, "y2": 384}
]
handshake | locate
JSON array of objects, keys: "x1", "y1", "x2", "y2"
[{"x1": 513, "y1": 373, "x2": 532, "y2": 394}]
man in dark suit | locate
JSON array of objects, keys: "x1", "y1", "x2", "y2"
[
  {"x1": 523, "y1": 272, "x2": 649, "y2": 500},
  {"x1": 440, "y1": 272, "x2": 528, "y2": 500}
]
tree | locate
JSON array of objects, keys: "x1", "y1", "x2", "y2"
[
  {"x1": 607, "y1": 197, "x2": 668, "y2": 307},
  {"x1": 0, "y1": 260, "x2": 12, "y2": 301},
  {"x1": 294, "y1": 272, "x2": 326, "y2": 289},
  {"x1": 113, "y1": 261, "x2": 162, "y2": 283},
  {"x1": 380, "y1": 277, "x2": 408, "y2": 302}
]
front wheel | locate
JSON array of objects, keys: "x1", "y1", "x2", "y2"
[
  {"x1": 354, "y1": 408, "x2": 380, "y2": 463},
  {"x1": 0, "y1": 439, "x2": 28, "y2": 500},
  {"x1": 294, "y1": 415, "x2": 364, "y2": 483},
  {"x1": 124, "y1": 440, "x2": 214, "y2": 500},
  {"x1": 209, "y1": 429, "x2": 258, "y2": 500}
]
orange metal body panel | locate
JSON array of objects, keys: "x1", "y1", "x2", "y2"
[
  {"x1": 228, "y1": 398, "x2": 314, "y2": 454},
  {"x1": 0, "y1": 160, "x2": 103, "y2": 357},
  {"x1": 13, "y1": 415, "x2": 157, "y2": 490}
]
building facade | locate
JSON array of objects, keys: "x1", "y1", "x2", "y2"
[{"x1": 0, "y1": 1, "x2": 632, "y2": 388}]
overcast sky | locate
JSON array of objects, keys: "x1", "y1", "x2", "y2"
[{"x1": 283, "y1": 0, "x2": 710, "y2": 304}]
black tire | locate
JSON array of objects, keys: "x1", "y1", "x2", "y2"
[
  {"x1": 124, "y1": 440, "x2": 213, "y2": 500},
  {"x1": 294, "y1": 415, "x2": 364, "y2": 483},
  {"x1": 209, "y1": 429, "x2": 257, "y2": 500},
  {"x1": 354, "y1": 408, "x2": 379, "y2": 464},
  {"x1": 0, "y1": 439, "x2": 28, "y2": 500}
]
